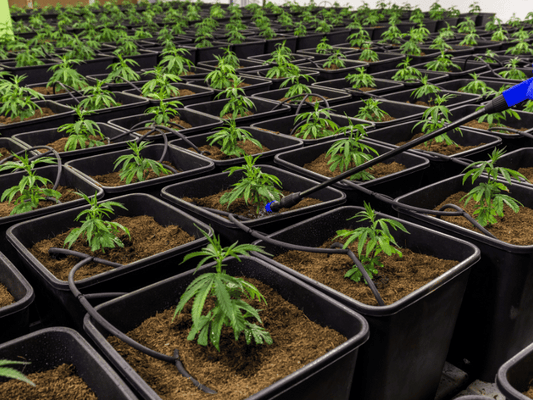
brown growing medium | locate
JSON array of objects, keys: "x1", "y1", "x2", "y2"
[
  {"x1": 303, "y1": 151, "x2": 406, "y2": 179},
  {"x1": 356, "y1": 87, "x2": 376, "y2": 92},
  {"x1": 29, "y1": 215, "x2": 195, "y2": 281},
  {"x1": 31, "y1": 86, "x2": 66, "y2": 95},
  {"x1": 91, "y1": 161, "x2": 181, "y2": 187},
  {"x1": 0, "y1": 364, "x2": 97, "y2": 399},
  {"x1": 0, "y1": 147, "x2": 14, "y2": 161},
  {"x1": 396, "y1": 132, "x2": 485, "y2": 156},
  {"x1": 183, "y1": 190, "x2": 322, "y2": 219},
  {"x1": 221, "y1": 110, "x2": 254, "y2": 119},
  {"x1": 143, "y1": 89, "x2": 197, "y2": 98},
  {"x1": 463, "y1": 119, "x2": 527, "y2": 134},
  {"x1": 273, "y1": 237, "x2": 458, "y2": 306},
  {"x1": 0, "y1": 185, "x2": 82, "y2": 217},
  {"x1": 0, "y1": 283, "x2": 15, "y2": 308},
  {"x1": 0, "y1": 108, "x2": 56, "y2": 125},
  {"x1": 107, "y1": 278, "x2": 347, "y2": 400},
  {"x1": 44, "y1": 135, "x2": 108, "y2": 153},
  {"x1": 406, "y1": 100, "x2": 434, "y2": 107},
  {"x1": 136, "y1": 117, "x2": 193, "y2": 136},
  {"x1": 191, "y1": 141, "x2": 270, "y2": 160},
  {"x1": 434, "y1": 191, "x2": 533, "y2": 245},
  {"x1": 523, "y1": 385, "x2": 533, "y2": 399},
  {"x1": 279, "y1": 96, "x2": 330, "y2": 104},
  {"x1": 518, "y1": 167, "x2": 533, "y2": 182}
]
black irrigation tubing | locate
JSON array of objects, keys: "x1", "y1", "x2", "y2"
[
  {"x1": 488, "y1": 126, "x2": 533, "y2": 139},
  {"x1": 227, "y1": 214, "x2": 386, "y2": 306},
  {"x1": 49, "y1": 247, "x2": 218, "y2": 395},
  {"x1": 114, "y1": 77, "x2": 143, "y2": 94},
  {"x1": 52, "y1": 81, "x2": 84, "y2": 101},
  {"x1": 270, "y1": 93, "x2": 331, "y2": 113}
]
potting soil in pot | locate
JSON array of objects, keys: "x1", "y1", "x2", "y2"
[
  {"x1": 42, "y1": 136, "x2": 112, "y2": 153},
  {"x1": 396, "y1": 132, "x2": 485, "y2": 155},
  {"x1": 183, "y1": 190, "x2": 322, "y2": 220},
  {"x1": 0, "y1": 108, "x2": 56, "y2": 125},
  {"x1": 29, "y1": 215, "x2": 195, "y2": 281},
  {"x1": 0, "y1": 283, "x2": 15, "y2": 307},
  {"x1": 0, "y1": 186, "x2": 82, "y2": 217},
  {"x1": 434, "y1": 192, "x2": 533, "y2": 245},
  {"x1": 0, "y1": 363, "x2": 96, "y2": 399},
  {"x1": 524, "y1": 386, "x2": 533, "y2": 399},
  {"x1": 221, "y1": 110, "x2": 255, "y2": 119},
  {"x1": 91, "y1": 161, "x2": 181, "y2": 187},
  {"x1": 190, "y1": 142, "x2": 271, "y2": 160},
  {"x1": 273, "y1": 237, "x2": 458, "y2": 306},
  {"x1": 463, "y1": 119, "x2": 528, "y2": 134},
  {"x1": 279, "y1": 96, "x2": 328, "y2": 104},
  {"x1": 31, "y1": 86, "x2": 67, "y2": 95},
  {"x1": 107, "y1": 277, "x2": 346, "y2": 400},
  {"x1": 136, "y1": 117, "x2": 193, "y2": 136},
  {"x1": 303, "y1": 153, "x2": 406, "y2": 179}
]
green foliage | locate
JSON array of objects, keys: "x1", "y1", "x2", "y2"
[
  {"x1": 58, "y1": 107, "x2": 106, "y2": 151},
  {"x1": 399, "y1": 35, "x2": 422, "y2": 56},
  {"x1": 293, "y1": 103, "x2": 339, "y2": 139},
  {"x1": 345, "y1": 67, "x2": 376, "y2": 89},
  {"x1": 413, "y1": 93, "x2": 459, "y2": 146},
  {"x1": 79, "y1": 80, "x2": 120, "y2": 111},
  {"x1": 106, "y1": 54, "x2": 140, "y2": 83},
  {"x1": 425, "y1": 51, "x2": 460, "y2": 72},
  {"x1": 220, "y1": 155, "x2": 282, "y2": 213},
  {"x1": 218, "y1": 47, "x2": 240, "y2": 70},
  {"x1": 322, "y1": 50, "x2": 347, "y2": 69},
  {"x1": 459, "y1": 31, "x2": 479, "y2": 46},
  {"x1": 144, "y1": 98, "x2": 183, "y2": 126},
  {"x1": 280, "y1": 72, "x2": 315, "y2": 100},
  {"x1": 458, "y1": 73, "x2": 496, "y2": 95},
  {"x1": 207, "y1": 119, "x2": 262, "y2": 158},
  {"x1": 476, "y1": 103, "x2": 521, "y2": 129},
  {"x1": 0, "y1": 153, "x2": 61, "y2": 215},
  {"x1": 0, "y1": 360, "x2": 35, "y2": 386},
  {"x1": 0, "y1": 75, "x2": 44, "y2": 121},
  {"x1": 64, "y1": 192, "x2": 130, "y2": 253},
  {"x1": 359, "y1": 43, "x2": 379, "y2": 62},
  {"x1": 335, "y1": 202, "x2": 408, "y2": 283},
  {"x1": 411, "y1": 75, "x2": 441, "y2": 99},
  {"x1": 461, "y1": 148, "x2": 527, "y2": 227},
  {"x1": 391, "y1": 57, "x2": 422, "y2": 82},
  {"x1": 348, "y1": 28, "x2": 371, "y2": 48},
  {"x1": 216, "y1": 81, "x2": 256, "y2": 119},
  {"x1": 325, "y1": 119, "x2": 377, "y2": 181},
  {"x1": 47, "y1": 57, "x2": 88, "y2": 91},
  {"x1": 174, "y1": 228, "x2": 272, "y2": 352},
  {"x1": 457, "y1": 17, "x2": 476, "y2": 33},
  {"x1": 141, "y1": 68, "x2": 182, "y2": 100},
  {"x1": 315, "y1": 37, "x2": 333, "y2": 54},
  {"x1": 505, "y1": 40, "x2": 533, "y2": 56},
  {"x1": 205, "y1": 62, "x2": 238, "y2": 90},
  {"x1": 158, "y1": 47, "x2": 194, "y2": 76},
  {"x1": 355, "y1": 98, "x2": 390, "y2": 122},
  {"x1": 491, "y1": 28, "x2": 509, "y2": 42},
  {"x1": 498, "y1": 58, "x2": 527, "y2": 80},
  {"x1": 113, "y1": 141, "x2": 170, "y2": 184}
]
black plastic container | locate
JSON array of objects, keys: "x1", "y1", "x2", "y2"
[
  {"x1": 370, "y1": 68, "x2": 449, "y2": 88},
  {"x1": 253, "y1": 67, "x2": 320, "y2": 90},
  {"x1": 345, "y1": 51, "x2": 406, "y2": 74},
  {"x1": 0, "y1": 327, "x2": 138, "y2": 399},
  {"x1": 251, "y1": 206, "x2": 479, "y2": 400},
  {"x1": 381, "y1": 88, "x2": 481, "y2": 108},
  {"x1": 197, "y1": 57, "x2": 264, "y2": 72},
  {"x1": 0, "y1": 59, "x2": 60, "y2": 84},
  {"x1": 0, "y1": 251, "x2": 34, "y2": 344},
  {"x1": 181, "y1": 75, "x2": 272, "y2": 96},
  {"x1": 161, "y1": 164, "x2": 346, "y2": 245},
  {"x1": 84, "y1": 256, "x2": 369, "y2": 400},
  {"x1": 123, "y1": 82, "x2": 214, "y2": 107},
  {"x1": 296, "y1": 60, "x2": 369, "y2": 82},
  {"x1": 413, "y1": 59, "x2": 490, "y2": 80},
  {"x1": 311, "y1": 77, "x2": 405, "y2": 100},
  {"x1": 6, "y1": 193, "x2": 213, "y2": 330},
  {"x1": 437, "y1": 78, "x2": 512, "y2": 99},
  {"x1": 394, "y1": 175, "x2": 533, "y2": 380},
  {"x1": 497, "y1": 341, "x2": 533, "y2": 400}
]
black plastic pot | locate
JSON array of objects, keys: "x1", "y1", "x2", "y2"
[
  {"x1": 367, "y1": 119, "x2": 502, "y2": 186},
  {"x1": 224, "y1": 38, "x2": 266, "y2": 58},
  {"x1": 6, "y1": 193, "x2": 213, "y2": 329},
  {"x1": 0, "y1": 327, "x2": 138, "y2": 399},
  {"x1": 66, "y1": 143, "x2": 215, "y2": 198},
  {"x1": 494, "y1": 148, "x2": 533, "y2": 188},
  {"x1": 254, "y1": 67, "x2": 320, "y2": 90},
  {"x1": 345, "y1": 51, "x2": 406, "y2": 74},
  {"x1": 311, "y1": 77, "x2": 405, "y2": 100},
  {"x1": 263, "y1": 34, "x2": 298, "y2": 53},
  {"x1": 108, "y1": 109, "x2": 223, "y2": 142},
  {"x1": 251, "y1": 113, "x2": 373, "y2": 146},
  {"x1": 497, "y1": 341, "x2": 533, "y2": 400},
  {"x1": 75, "y1": 54, "x2": 115, "y2": 77},
  {"x1": 197, "y1": 57, "x2": 264, "y2": 73},
  {"x1": 179, "y1": 75, "x2": 272, "y2": 96},
  {"x1": 0, "y1": 251, "x2": 34, "y2": 344},
  {"x1": 251, "y1": 205, "x2": 479, "y2": 400},
  {"x1": 27, "y1": 81, "x2": 77, "y2": 101},
  {"x1": 330, "y1": 99, "x2": 427, "y2": 129},
  {"x1": 0, "y1": 137, "x2": 32, "y2": 168},
  {"x1": 274, "y1": 138, "x2": 430, "y2": 214},
  {"x1": 296, "y1": 32, "x2": 326, "y2": 50},
  {"x1": 169, "y1": 126, "x2": 302, "y2": 172},
  {"x1": 295, "y1": 60, "x2": 369, "y2": 82},
  {"x1": 161, "y1": 164, "x2": 346, "y2": 245},
  {"x1": 0, "y1": 100, "x2": 75, "y2": 138},
  {"x1": 185, "y1": 96, "x2": 291, "y2": 125},
  {"x1": 194, "y1": 42, "x2": 231, "y2": 63},
  {"x1": 0, "y1": 59, "x2": 60, "y2": 85},
  {"x1": 413, "y1": 59, "x2": 490, "y2": 80},
  {"x1": 84, "y1": 256, "x2": 369, "y2": 400},
  {"x1": 479, "y1": 66, "x2": 533, "y2": 82},
  {"x1": 86, "y1": 73, "x2": 150, "y2": 92},
  {"x1": 394, "y1": 175, "x2": 533, "y2": 380},
  {"x1": 370, "y1": 68, "x2": 449, "y2": 88},
  {"x1": 382, "y1": 88, "x2": 481, "y2": 108},
  {"x1": 123, "y1": 82, "x2": 214, "y2": 107},
  {"x1": 437, "y1": 78, "x2": 512, "y2": 100},
  {"x1": 248, "y1": 52, "x2": 314, "y2": 65},
  {"x1": 13, "y1": 122, "x2": 136, "y2": 164}
]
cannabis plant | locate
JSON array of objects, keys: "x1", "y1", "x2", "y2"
[
  {"x1": 216, "y1": 81, "x2": 256, "y2": 119},
  {"x1": 207, "y1": 119, "x2": 262, "y2": 158},
  {"x1": 158, "y1": 47, "x2": 195, "y2": 76},
  {"x1": 391, "y1": 57, "x2": 422, "y2": 82},
  {"x1": 413, "y1": 93, "x2": 459, "y2": 147},
  {"x1": 79, "y1": 80, "x2": 120, "y2": 111},
  {"x1": 345, "y1": 67, "x2": 376, "y2": 89},
  {"x1": 498, "y1": 58, "x2": 527, "y2": 80},
  {"x1": 356, "y1": 98, "x2": 390, "y2": 122},
  {"x1": 47, "y1": 56, "x2": 88, "y2": 91},
  {"x1": 458, "y1": 73, "x2": 497, "y2": 95},
  {"x1": 411, "y1": 75, "x2": 441, "y2": 99},
  {"x1": 141, "y1": 68, "x2": 181, "y2": 100},
  {"x1": 424, "y1": 51, "x2": 460, "y2": 72},
  {"x1": 145, "y1": 98, "x2": 183, "y2": 126},
  {"x1": 322, "y1": 50, "x2": 347, "y2": 69},
  {"x1": 113, "y1": 141, "x2": 170, "y2": 184},
  {"x1": 106, "y1": 54, "x2": 140, "y2": 83},
  {"x1": 0, "y1": 75, "x2": 44, "y2": 122},
  {"x1": 58, "y1": 107, "x2": 106, "y2": 151},
  {"x1": 293, "y1": 103, "x2": 339, "y2": 139}
]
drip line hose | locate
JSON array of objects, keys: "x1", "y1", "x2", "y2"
[
  {"x1": 226, "y1": 214, "x2": 385, "y2": 306},
  {"x1": 49, "y1": 247, "x2": 217, "y2": 395},
  {"x1": 270, "y1": 93, "x2": 331, "y2": 114},
  {"x1": 488, "y1": 126, "x2": 533, "y2": 139},
  {"x1": 115, "y1": 77, "x2": 142, "y2": 94}
]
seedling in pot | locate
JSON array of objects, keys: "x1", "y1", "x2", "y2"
[
  {"x1": 78, "y1": 80, "x2": 120, "y2": 111},
  {"x1": 0, "y1": 360, "x2": 35, "y2": 386},
  {"x1": 0, "y1": 153, "x2": 61, "y2": 215},
  {"x1": 379, "y1": 24, "x2": 402, "y2": 45},
  {"x1": 0, "y1": 75, "x2": 44, "y2": 122},
  {"x1": 280, "y1": 72, "x2": 316, "y2": 102},
  {"x1": 220, "y1": 155, "x2": 282, "y2": 214},
  {"x1": 264, "y1": 41, "x2": 293, "y2": 67},
  {"x1": 106, "y1": 54, "x2": 140, "y2": 84},
  {"x1": 158, "y1": 47, "x2": 195, "y2": 76},
  {"x1": 205, "y1": 62, "x2": 239, "y2": 90},
  {"x1": 458, "y1": 73, "x2": 497, "y2": 95},
  {"x1": 413, "y1": 93, "x2": 459, "y2": 147},
  {"x1": 474, "y1": 102, "x2": 521, "y2": 130},
  {"x1": 207, "y1": 119, "x2": 262, "y2": 158},
  {"x1": 335, "y1": 202, "x2": 409, "y2": 284},
  {"x1": 326, "y1": 118, "x2": 377, "y2": 181},
  {"x1": 322, "y1": 50, "x2": 347, "y2": 70},
  {"x1": 424, "y1": 51, "x2": 460, "y2": 72},
  {"x1": 144, "y1": 97, "x2": 184, "y2": 126},
  {"x1": 461, "y1": 148, "x2": 528, "y2": 227},
  {"x1": 218, "y1": 47, "x2": 240, "y2": 70},
  {"x1": 498, "y1": 58, "x2": 527, "y2": 80},
  {"x1": 411, "y1": 75, "x2": 441, "y2": 100},
  {"x1": 113, "y1": 140, "x2": 171, "y2": 184},
  {"x1": 345, "y1": 67, "x2": 376, "y2": 90},
  {"x1": 505, "y1": 40, "x2": 533, "y2": 56},
  {"x1": 391, "y1": 57, "x2": 422, "y2": 82},
  {"x1": 174, "y1": 227, "x2": 272, "y2": 351},
  {"x1": 58, "y1": 107, "x2": 106, "y2": 151},
  {"x1": 47, "y1": 56, "x2": 88, "y2": 92},
  {"x1": 348, "y1": 27, "x2": 372, "y2": 48},
  {"x1": 316, "y1": 37, "x2": 334, "y2": 55},
  {"x1": 141, "y1": 68, "x2": 182, "y2": 100},
  {"x1": 293, "y1": 102, "x2": 339, "y2": 140},
  {"x1": 355, "y1": 98, "x2": 390, "y2": 122},
  {"x1": 216, "y1": 80, "x2": 256, "y2": 119}
]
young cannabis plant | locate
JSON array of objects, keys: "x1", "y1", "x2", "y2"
[
  {"x1": 335, "y1": 202, "x2": 409, "y2": 283},
  {"x1": 0, "y1": 75, "x2": 44, "y2": 122},
  {"x1": 173, "y1": 228, "x2": 272, "y2": 351},
  {"x1": 293, "y1": 103, "x2": 339, "y2": 140},
  {"x1": 145, "y1": 98, "x2": 183, "y2": 126},
  {"x1": 220, "y1": 155, "x2": 282, "y2": 213},
  {"x1": 413, "y1": 93, "x2": 459, "y2": 147},
  {"x1": 345, "y1": 67, "x2": 376, "y2": 89},
  {"x1": 47, "y1": 57, "x2": 88, "y2": 91},
  {"x1": 280, "y1": 72, "x2": 315, "y2": 100},
  {"x1": 106, "y1": 54, "x2": 140, "y2": 83},
  {"x1": 458, "y1": 73, "x2": 497, "y2": 95},
  {"x1": 0, "y1": 153, "x2": 61, "y2": 215},
  {"x1": 461, "y1": 148, "x2": 528, "y2": 227},
  {"x1": 141, "y1": 68, "x2": 182, "y2": 100},
  {"x1": 158, "y1": 47, "x2": 195, "y2": 76},
  {"x1": 207, "y1": 119, "x2": 262, "y2": 158},
  {"x1": 322, "y1": 50, "x2": 347, "y2": 69},
  {"x1": 0, "y1": 360, "x2": 35, "y2": 386},
  {"x1": 411, "y1": 75, "x2": 441, "y2": 99},
  {"x1": 205, "y1": 62, "x2": 239, "y2": 90},
  {"x1": 58, "y1": 107, "x2": 106, "y2": 151},
  {"x1": 475, "y1": 103, "x2": 521, "y2": 130},
  {"x1": 79, "y1": 80, "x2": 120, "y2": 111},
  {"x1": 424, "y1": 51, "x2": 460, "y2": 72},
  {"x1": 355, "y1": 98, "x2": 390, "y2": 122},
  {"x1": 326, "y1": 119, "x2": 377, "y2": 181},
  {"x1": 498, "y1": 58, "x2": 527, "y2": 80},
  {"x1": 391, "y1": 57, "x2": 422, "y2": 82},
  {"x1": 64, "y1": 192, "x2": 130, "y2": 253},
  {"x1": 113, "y1": 141, "x2": 170, "y2": 184},
  {"x1": 216, "y1": 81, "x2": 256, "y2": 119}
]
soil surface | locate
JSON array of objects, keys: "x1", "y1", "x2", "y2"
[
  {"x1": 0, "y1": 185, "x2": 82, "y2": 217},
  {"x1": 354, "y1": 87, "x2": 376, "y2": 92},
  {"x1": 0, "y1": 108, "x2": 56, "y2": 125},
  {"x1": 518, "y1": 167, "x2": 533, "y2": 182},
  {"x1": 221, "y1": 110, "x2": 254, "y2": 119},
  {"x1": 183, "y1": 190, "x2": 322, "y2": 220},
  {"x1": 44, "y1": 135, "x2": 108, "y2": 153},
  {"x1": 303, "y1": 152, "x2": 406, "y2": 179},
  {"x1": 143, "y1": 89, "x2": 196, "y2": 98},
  {"x1": 136, "y1": 117, "x2": 193, "y2": 136},
  {"x1": 0, "y1": 364, "x2": 96, "y2": 399},
  {"x1": 523, "y1": 386, "x2": 533, "y2": 399},
  {"x1": 31, "y1": 86, "x2": 66, "y2": 95},
  {"x1": 0, "y1": 283, "x2": 15, "y2": 307},
  {"x1": 463, "y1": 119, "x2": 527, "y2": 134},
  {"x1": 279, "y1": 96, "x2": 329, "y2": 104},
  {"x1": 29, "y1": 215, "x2": 195, "y2": 281},
  {"x1": 273, "y1": 236, "x2": 458, "y2": 306},
  {"x1": 192, "y1": 140, "x2": 270, "y2": 160},
  {"x1": 108, "y1": 277, "x2": 347, "y2": 400},
  {"x1": 396, "y1": 132, "x2": 484, "y2": 155},
  {"x1": 434, "y1": 191, "x2": 533, "y2": 245},
  {"x1": 0, "y1": 147, "x2": 15, "y2": 162},
  {"x1": 91, "y1": 161, "x2": 180, "y2": 186}
]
